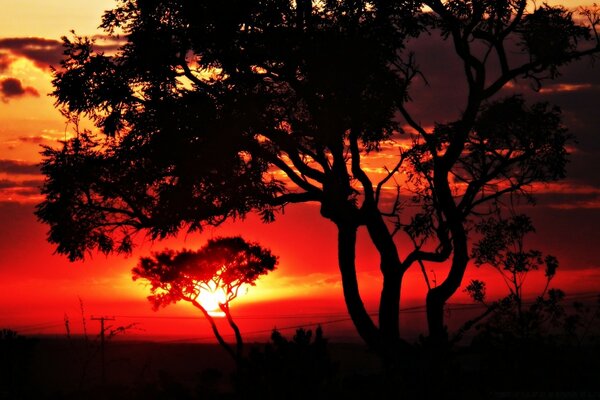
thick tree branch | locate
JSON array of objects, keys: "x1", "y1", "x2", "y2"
[
  {"x1": 349, "y1": 130, "x2": 374, "y2": 203},
  {"x1": 270, "y1": 156, "x2": 321, "y2": 192},
  {"x1": 178, "y1": 58, "x2": 213, "y2": 91},
  {"x1": 483, "y1": 45, "x2": 600, "y2": 99},
  {"x1": 270, "y1": 191, "x2": 321, "y2": 206},
  {"x1": 259, "y1": 128, "x2": 327, "y2": 184}
]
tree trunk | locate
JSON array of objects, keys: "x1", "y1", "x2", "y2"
[
  {"x1": 191, "y1": 300, "x2": 238, "y2": 362},
  {"x1": 364, "y1": 207, "x2": 405, "y2": 351},
  {"x1": 425, "y1": 161, "x2": 471, "y2": 346},
  {"x1": 337, "y1": 222, "x2": 381, "y2": 350},
  {"x1": 379, "y1": 268, "x2": 402, "y2": 348},
  {"x1": 426, "y1": 226, "x2": 469, "y2": 346},
  {"x1": 221, "y1": 304, "x2": 244, "y2": 362}
]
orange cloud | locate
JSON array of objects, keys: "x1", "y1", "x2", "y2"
[{"x1": 539, "y1": 83, "x2": 595, "y2": 93}]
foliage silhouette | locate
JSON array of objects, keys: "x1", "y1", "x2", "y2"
[
  {"x1": 456, "y1": 214, "x2": 562, "y2": 344},
  {"x1": 132, "y1": 236, "x2": 277, "y2": 362},
  {"x1": 235, "y1": 327, "x2": 338, "y2": 400},
  {"x1": 36, "y1": 0, "x2": 600, "y2": 359},
  {"x1": 459, "y1": 214, "x2": 600, "y2": 350}
]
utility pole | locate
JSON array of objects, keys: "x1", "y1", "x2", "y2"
[{"x1": 91, "y1": 315, "x2": 115, "y2": 385}]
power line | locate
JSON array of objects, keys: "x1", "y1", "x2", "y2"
[
  {"x1": 160, "y1": 317, "x2": 355, "y2": 344},
  {"x1": 107, "y1": 292, "x2": 597, "y2": 321},
  {"x1": 7, "y1": 323, "x2": 64, "y2": 333},
  {"x1": 4, "y1": 291, "x2": 596, "y2": 337}
]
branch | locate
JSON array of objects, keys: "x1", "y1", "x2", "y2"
[
  {"x1": 465, "y1": 180, "x2": 528, "y2": 215},
  {"x1": 285, "y1": 146, "x2": 326, "y2": 183},
  {"x1": 268, "y1": 154, "x2": 322, "y2": 194},
  {"x1": 397, "y1": 103, "x2": 428, "y2": 139},
  {"x1": 483, "y1": 45, "x2": 600, "y2": 99},
  {"x1": 270, "y1": 191, "x2": 321, "y2": 206},
  {"x1": 178, "y1": 58, "x2": 213, "y2": 90},
  {"x1": 457, "y1": 146, "x2": 532, "y2": 214},
  {"x1": 450, "y1": 302, "x2": 499, "y2": 345},
  {"x1": 349, "y1": 130, "x2": 374, "y2": 203},
  {"x1": 259, "y1": 128, "x2": 327, "y2": 183},
  {"x1": 402, "y1": 246, "x2": 452, "y2": 270},
  {"x1": 500, "y1": 0, "x2": 527, "y2": 41},
  {"x1": 86, "y1": 203, "x2": 138, "y2": 219},
  {"x1": 428, "y1": 0, "x2": 485, "y2": 89},
  {"x1": 375, "y1": 151, "x2": 406, "y2": 205}
]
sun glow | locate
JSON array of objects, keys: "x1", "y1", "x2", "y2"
[{"x1": 197, "y1": 281, "x2": 228, "y2": 317}]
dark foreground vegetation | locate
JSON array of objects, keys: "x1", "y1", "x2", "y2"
[{"x1": 2, "y1": 324, "x2": 599, "y2": 400}]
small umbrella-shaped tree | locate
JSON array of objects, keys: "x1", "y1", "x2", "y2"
[{"x1": 132, "y1": 236, "x2": 278, "y2": 362}]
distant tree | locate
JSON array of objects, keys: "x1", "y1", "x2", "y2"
[
  {"x1": 36, "y1": 0, "x2": 600, "y2": 358},
  {"x1": 132, "y1": 236, "x2": 277, "y2": 362},
  {"x1": 458, "y1": 215, "x2": 561, "y2": 343},
  {"x1": 461, "y1": 214, "x2": 600, "y2": 348}
]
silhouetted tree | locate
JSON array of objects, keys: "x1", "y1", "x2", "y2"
[
  {"x1": 461, "y1": 215, "x2": 600, "y2": 348},
  {"x1": 397, "y1": 1, "x2": 599, "y2": 347},
  {"x1": 132, "y1": 236, "x2": 277, "y2": 362},
  {"x1": 37, "y1": 0, "x2": 600, "y2": 358},
  {"x1": 459, "y1": 215, "x2": 561, "y2": 342}
]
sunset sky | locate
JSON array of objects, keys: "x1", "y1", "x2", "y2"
[{"x1": 1, "y1": 1, "x2": 599, "y2": 343}]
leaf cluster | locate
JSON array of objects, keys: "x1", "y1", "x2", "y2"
[{"x1": 38, "y1": 0, "x2": 425, "y2": 260}]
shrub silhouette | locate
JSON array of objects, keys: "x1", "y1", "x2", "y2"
[{"x1": 235, "y1": 327, "x2": 338, "y2": 399}]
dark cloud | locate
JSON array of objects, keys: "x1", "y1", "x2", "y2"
[
  {"x1": 527, "y1": 206, "x2": 600, "y2": 270},
  {"x1": 0, "y1": 52, "x2": 11, "y2": 72},
  {"x1": 91, "y1": 34, "x2": 126, "y2": 53},
  {"x1": 567, "y1": 151, "x2": 600, "y2": 188},
  {"x1": 0, "y1": 37, "x2": 62, "y2": 70},
  {"x1": 18, "y1": 135, "x2": 48, "y2": 144},
  {"x1": 12, "y1": 187, "x2": 42, "y2": 197},
  {"x1": 0, "y1": 36, "x2": 124, "y2": 71},
  {"x1": 0, "y1": 77, "x2": 39, "y2": 100},
  {"x1": 0, "y1": 179, "x2": 43, "y2": 189},
  {"x1": 0, "y1": 159, "x2": 39, "y2": 175},
  {"x1": 0, "y1": 179, "x2": 17, "y2": 189},
  {"x1": 535, "y1": 192, "x2": 600, "y2": 209}
]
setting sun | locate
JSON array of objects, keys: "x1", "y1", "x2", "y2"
[{"x1": 197, "y1": 282, "x2": 228, "y2": 317}]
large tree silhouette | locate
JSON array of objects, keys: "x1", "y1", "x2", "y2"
[
  {"x1": 37, "y1": 0, "x2": 600, "y2": 356},
  {"x1": 398, "y1": 2, "x2": 598, "y2": 346},
  {"x1": 132, "y1": 236, "x2": 277, "y2": 363}
]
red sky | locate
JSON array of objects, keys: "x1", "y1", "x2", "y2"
[{"x1": 1, "y1": 1, "x2": 599, "y2": 343}]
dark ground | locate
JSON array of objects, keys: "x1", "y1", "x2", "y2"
[{"x1": 1, "y1": 334, "x2": 599, "y2": 399}]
